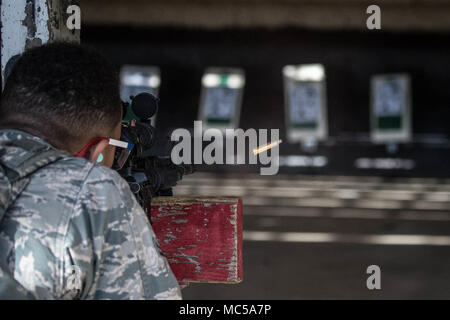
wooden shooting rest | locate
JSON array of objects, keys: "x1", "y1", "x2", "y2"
[{"x1": 150, "y1": 197, "x2": 243, "y2": 287}]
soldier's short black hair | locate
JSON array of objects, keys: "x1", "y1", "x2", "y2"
[{"x1": 0, "y1": 42, "x2": 121, "y2": 145}]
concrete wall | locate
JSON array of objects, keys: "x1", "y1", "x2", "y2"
[
  {"x1": 80, "y1": 0, "x2": 450, "y2": 32},
  {"x1": 0, "y1": 0, "x2": 80, "y2": 90}
]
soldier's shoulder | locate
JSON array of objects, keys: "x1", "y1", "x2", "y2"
[
  {"x1": 80, "y1": 160, "x2": 129, "y2": 190},
  {"x1": 47, "y1": 156, "x2": 124, "y2": 185},
  {"x1": 45, "y1": 155, "x2": 94, "y2": 177},
  {"x1": 64, "y1": 158, "x2": 134, "y2": 211},
  {"x1": 34, "y1": 156, "x2": 129, "y2": 201}
]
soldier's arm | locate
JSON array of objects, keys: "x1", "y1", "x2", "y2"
[{"x1": 61, "y1": 164, "x2": 181, "y2": 300}]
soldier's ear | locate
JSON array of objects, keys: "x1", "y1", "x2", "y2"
[{"x1": 86, "y1": 139, "x2": 109, "y2": 165}]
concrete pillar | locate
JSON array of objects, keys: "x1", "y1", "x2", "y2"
[{"x1": 0, "y1": 0, "x2": 80, "y2": 90}]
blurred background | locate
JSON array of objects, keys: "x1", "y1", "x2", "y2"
[{"x1": 80, "y1": 0, "x2": 450, "y2": 299}]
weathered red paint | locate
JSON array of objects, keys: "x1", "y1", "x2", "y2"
[{"x1": 149, "y1": 197, "x2": 243, "y2": 284}]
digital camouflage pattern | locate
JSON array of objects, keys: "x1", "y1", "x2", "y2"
[{"x1": 0, "y1": 129, "x2": 182, "y2": 300}]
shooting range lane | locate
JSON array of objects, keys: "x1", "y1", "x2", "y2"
[
  {"x1": 83, "y1": 26, "x2": 450, "y2": 178},
  {"x1": 177, "y1": 173, "x2": 450, "y2": 299}
]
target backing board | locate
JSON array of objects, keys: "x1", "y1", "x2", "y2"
[
  {"x1": 283, "y1": 64, "x2": 328, "y2": 143},
  {"x1": 199, "y1": 68, "x2": 245, "y2": 130},
  {"x1": 370, "y1": 74, "x2": 412, "y2": 143}
]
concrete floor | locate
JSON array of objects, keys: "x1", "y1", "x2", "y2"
[{"x1": 176, "y1": 173, "x2": 450, "y2": 299}]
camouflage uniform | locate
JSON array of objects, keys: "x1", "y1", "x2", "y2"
[{"x1": 0, "y1": 129, "x2": 182, "y2": 300}]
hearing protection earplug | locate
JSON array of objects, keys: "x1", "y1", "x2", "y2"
[{"x1": 97, "y1": 153, "x2": 104, "y2": 163}]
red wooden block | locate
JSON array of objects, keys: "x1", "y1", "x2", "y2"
[{"x1": 149, "y1": 197, "x2": 243, "y2": 284}]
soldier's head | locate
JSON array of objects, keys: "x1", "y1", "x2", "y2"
[{"x1": 0, "y1": 42, "x2": 122, "y2": 168}]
